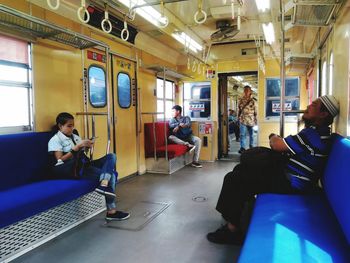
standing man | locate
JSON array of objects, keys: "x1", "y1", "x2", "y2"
[
  {"x1": 168, "y1": 105, "x2": 202, "y2": 168},
  {"x1": 238, "y1": 86, "x2": 257, "y2": 153}
]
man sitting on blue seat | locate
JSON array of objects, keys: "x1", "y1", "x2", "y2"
[
  {"x1": 207, "y1": 95, "x2": 340, "y2": 245},
  {"x1": 168, "y1": 105, "x2": 202, "y2": 168}
]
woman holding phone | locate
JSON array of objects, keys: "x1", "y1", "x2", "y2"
[{"x1": 48, "y1": 112, "x2": 130, "y2": 221}]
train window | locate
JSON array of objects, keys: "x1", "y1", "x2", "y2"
[
  {"x1": 321, "y1": 61, "x2": 327, "y2": 96},
  {"x1": 0, "y1": 35, "x2": 32, "y2": 134},
  {"x1": 117, "y1": 72, "x2": 131, "y2": 108},
  {"x1": 156, "y1": 78, "x2": 174, "y2": 119},
  {"x1": 88, "y1": 66, "x2": 107, "y2": 108},
  {"x1": 329, "y1": 52, "x2": 333, "y2": 95},
  {"x1": 183, "y1": 82, "x2": 211, "y2": 120},
  {"x1": 265, "y1": 78, "x2": 300, "y2": 118}
]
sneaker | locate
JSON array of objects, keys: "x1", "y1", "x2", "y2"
[
  {"x1": 207, "y1": 225, "x2": 243, "y2": 245},
  {"x1": 105, "y1": 211, "x2": 130, "y2": 221},
  {"x1": 238, "y1": 148, "x2": 246, "y2": 154},
  {"x1": 95, "y1": 185, "x2": 116, "y2": 197},
  {"x1": 189, "y1": 145, "x2": 196, "y2": 153},
  {"x1": 191, "y1": 162, "x2": 202, "y2": 168}
]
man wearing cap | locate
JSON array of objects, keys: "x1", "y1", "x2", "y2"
[{"x1": 207, "y1": 95, "x2": 340, "y2": 245}]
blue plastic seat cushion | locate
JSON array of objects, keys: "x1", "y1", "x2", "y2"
[
  {"x1": 0, "y1": 179, "x2": 97, "y2": 228},
  {"x1": 323, "y1": 135, "x2": 350, "y2": 244},
  {"x1": 0, "y1": 132, "x2": 52, "y2": 190},
  {"x1": 238, "y1": 194, "x2": 350, "y2": 263}
]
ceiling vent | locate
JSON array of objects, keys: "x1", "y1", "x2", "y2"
[{"x1": 211, "y1": 20, "x2": 239, "y2": 42}]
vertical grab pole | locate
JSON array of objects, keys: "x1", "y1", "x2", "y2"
[
  {"x1": 105, "y1": 47, "x2": 111, "y2": 154},
  {"x1": 81, "y1": 50, "x2": 89, "y2": 139},
  {"x1": 279, "y1": 0, "x2": 286, "y2": 137},
  {"x1": 163, "y1": 67, "x2": 168, "y2": 161},
  {"x1": 152, "y1": 114, "x2": 157, "y2": 161},
  {"x1": 90, "y1": 115, "x2": 95, "y2": 160}
]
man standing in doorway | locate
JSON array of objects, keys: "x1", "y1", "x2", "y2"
[
  {"x1": 238, "y1": 86, "x2": 257, "y2": 153},
  {"x1": 168, "y1": 105, "x2": 202, "y2": 168}
]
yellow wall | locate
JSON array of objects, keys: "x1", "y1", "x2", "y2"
[
  {"x1": 333, "y1": 5, "x2": 350, "y2": 136},
  {"x1": 0, "y1": 0, "x2": 179, "y2": 177}
]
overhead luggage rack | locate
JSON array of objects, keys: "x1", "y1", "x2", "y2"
[
  {"x1": 285, "y1": 53, "x2": 314, "y2": 73},
  {"x1": 144, "y1": 65, "x2": 193, "y2": 80},
  {"x1": 0, "y1": 4, "x2": 107, "y2": 49},
  {"x1": 284, "y1": 0, "x2": 344, "y2": 30}
]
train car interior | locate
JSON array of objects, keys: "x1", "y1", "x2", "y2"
[{"x1": 0, "y1": 0, "x2": 349, "y2": 262}]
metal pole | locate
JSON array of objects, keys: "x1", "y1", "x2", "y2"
[
  {"x1": 105, "y1": 47, "x2": 111, "y2": 154},
  {"x1": 163, "y1": 67, "x2": 168, "y2": 161},
  {"x1": 279, "y1": 0, "x2": 286, "y2": 137},
  {"x1": 81, "y1": 50, "x2": 89, "y2": 138},
  {"x1": 152, "y1": 114, "x2": 157, "y2": 161}
]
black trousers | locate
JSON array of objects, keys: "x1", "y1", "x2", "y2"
[{"x1": 216, "y1": 163, "x2": 299, "y2": 227}]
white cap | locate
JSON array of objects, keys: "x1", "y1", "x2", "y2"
[{"x1": 319, "y1": 95, "x2": 339, "y2": 117}]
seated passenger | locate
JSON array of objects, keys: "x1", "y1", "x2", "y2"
[
  {"x1": 48, "y1": 112, "x2": 130, "y2": 221},
  {"x1": 207, "y1": 95, "x2": 339, "y2": 245},
  {"x1": 168, "y1": 105, "x2": 202, "y2": 168}
]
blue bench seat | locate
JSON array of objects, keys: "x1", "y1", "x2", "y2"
[
  {"x1": 239, "y1": 135, "x2": 350, "y2": 262},
  {"x1": 0, "y1": 179, "x2": 96, "y2": 228},
  {"x1": 0, "y1": 132, "x2": 100, "y2": 229},
  {"x1": 239, "y1": 194, "x2": 350, "y2": 262}
]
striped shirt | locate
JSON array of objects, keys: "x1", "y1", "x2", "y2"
[{"x1": 284, "y1": 126, "x2": 332, "y2": 190}]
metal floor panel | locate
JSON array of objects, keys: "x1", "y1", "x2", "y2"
[{"x1": 12, "y1": 162, "x2": 241, "y2": 263}]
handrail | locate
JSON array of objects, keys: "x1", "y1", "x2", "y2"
[
  {"x1": 141, "y1": 112, "x2": 168, "y2": 161},
  {"x1": 76, "y1": 112, "x2": 108, "y2": 116},
  {"x1": 76, "y1": 112, "x2": 111, "y2": 156},
  {"x1": 280, "y1": 110, "x2": 304, "y2": 137}
]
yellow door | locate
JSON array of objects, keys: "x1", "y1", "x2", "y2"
[{"x1": 112, "y1": 55, "x2": 137, "y2": 179}]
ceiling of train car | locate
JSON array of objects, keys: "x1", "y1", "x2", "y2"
[{"x1": 30, "y1": 0, "x2": 344, "y2": 67}]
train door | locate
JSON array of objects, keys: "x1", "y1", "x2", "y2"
[{"x1": 111, "y1": 55, "x2": 138, "y2": 179}]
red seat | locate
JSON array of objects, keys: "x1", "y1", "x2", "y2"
[{"x1": 144, "y1": 122, "x2": 188, "y2": 159}]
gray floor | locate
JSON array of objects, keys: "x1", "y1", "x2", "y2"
[{"x1": 14, "y1": 161, "x2": 241, "y2": 263}]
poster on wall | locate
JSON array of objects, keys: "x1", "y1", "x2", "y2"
[
  {"x1": 272, "y1": 102, "x2": 292, "y2": 113},
  {"x1": 189, "y1": 103, "x2": 205, "y2": 112},
  {"x1": 199, "y1": 122, "x2": 212, "y2": 134}
]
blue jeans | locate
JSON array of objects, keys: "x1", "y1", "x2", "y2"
[
  {"x1": 52, "y1": 153, "x2": 118, "y2": 211},
  {"x1": 240, "y1": 123, "x2": 254, "y2": 150}
]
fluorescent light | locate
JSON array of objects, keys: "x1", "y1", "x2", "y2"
[
  {"x1": 171, "y1": 32, "x2": 202, "y2": 53},
  {"x1": 118, "y1": 0, "x2": 163, "y2": 27},
  {"x1": 262, "y1": 22, "x2": 275, "y2": 44},
  {"x1": 119, "y1": 1, "x2": 203, "y2": 52},
  {"x1": 233, "y1": 76, "x2": 243, "y2": 82},
  {"x1": 255, "y1": 0, "x2": 270, "y2": 12}
]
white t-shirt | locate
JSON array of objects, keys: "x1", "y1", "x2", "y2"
[{"x1": 48, "y1": 131, "x2": 82, "y2": 153}]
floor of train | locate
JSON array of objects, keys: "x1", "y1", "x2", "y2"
[{"x1": 14, "y1": 161, "x2": 242, "y2": 263}]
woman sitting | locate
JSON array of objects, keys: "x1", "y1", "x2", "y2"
[{"x1": 48, "y1": 112, "x2": 130, "y2": 221}]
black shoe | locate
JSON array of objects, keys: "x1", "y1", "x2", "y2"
[
  {"x1": 105, "y1": 211, "x2": 130, "y2": 221},
  {"x1": 238, "y1": 148, "x2": 245, "y2": 154},
  {"x1": 191, "y1": 162, "x2": 202, "y2": 168},
  {"x1": 207, "y1": 225, "x2": 243, "y2": 245}
]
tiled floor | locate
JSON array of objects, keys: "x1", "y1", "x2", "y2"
[{"x1": 14, "y1": 161, "x2": 242, "y2": 263}]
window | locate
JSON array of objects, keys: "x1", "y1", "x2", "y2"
[
  {"x1": 117, "y1": 72, "x2": 131, "y2": 108},
  {"x1": 0, "y1": 35, "x2": 32, "y2": 134},
  {"x1": 265, "y1": 78, "x2": 300, "y2": 119},
  {"x1": 183, "y1": 82, "x2": 211, "y2": 119},
  {"x1": 88, "y1": 66, "x2": 106, "y2": 107},
  {"x1": 329, "y1": 52, "x2": 333, "y2": 95},
  {"x1": 321, "y1": 61, "x2": 327, "y2": 96},
  {"x1": 157, "y1": 78, "x2": 174, "y2": 119}
]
